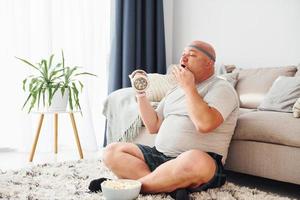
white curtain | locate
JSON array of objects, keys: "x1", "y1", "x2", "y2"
[{"x1": 0, "y1": 0, "x2": 110, "y2": 152}]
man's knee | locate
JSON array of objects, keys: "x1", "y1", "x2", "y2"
[
  {"x1": 174, "y1": 150, "x2": 216, "y2": 183},
  {"x1": 103, "y1": 142, "x2": 141, "y2": 168},
  {"x1": 103, "y1": 142, "x2": 122, "y2": 167},
  {"x1": 174, "y1": 150, "x2": 203, "y2": 175}
]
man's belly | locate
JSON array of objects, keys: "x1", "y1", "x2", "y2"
[
  {"x1": 154, "y1": 115, "x2": 229, "y2": 159},
  {"x1": 154, "y1": 115, "x2": 201, "y2": 157}
]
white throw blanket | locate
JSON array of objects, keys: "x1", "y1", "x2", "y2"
[
  {"x1": 102, "y1": 88, "x2": 143, "y2": 144},
  {"x1": 103, "y1": 87, "x2": 160, "y2": 144}
]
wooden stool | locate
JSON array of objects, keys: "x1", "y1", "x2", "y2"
[{"x1": 29, "y1": 112, "x2": 83, "y2": 162}]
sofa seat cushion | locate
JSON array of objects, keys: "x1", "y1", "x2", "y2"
[{"x1": 233, "y1": 111, "x2": 300, "y2": 148}]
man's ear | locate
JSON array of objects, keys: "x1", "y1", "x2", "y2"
[{"x1": 204, "y1": 60, "x2": 212, "y2": 68}]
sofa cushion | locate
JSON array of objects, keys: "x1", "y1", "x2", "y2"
[
  {"x1": 258, "y1": 76, "x2": 300, "y2": 112},
  {"x1": 233, "y1": 110, "x2": 300, "y2": 148},
  {"x1": 218, "y1": 72, "x2": 239, "y2": 87},
  {"x1": 234, "y1": 66, "x2": 297, "y2": 109},
  {"x1": 146, "y1": 73, "x2": 176, "y2": 102},
  {"x1": 224, "y1": 65, "x2": 236, "y2": 73}
]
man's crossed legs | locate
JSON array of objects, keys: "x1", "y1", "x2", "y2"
[{"x1": 90, "y1": 142, "x2": 226, "y2": 199}]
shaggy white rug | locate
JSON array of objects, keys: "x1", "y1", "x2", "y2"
[{"x1": 0, "y1": 159, "x2": 294, "y2": 200}]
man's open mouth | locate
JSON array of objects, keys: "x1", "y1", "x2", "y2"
[{"x1": 181, "y1": 64, "x2": 186, "y2": 68}]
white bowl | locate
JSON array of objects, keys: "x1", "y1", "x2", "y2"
[{"x1": 101, "y1": 179, "x2": 142, "y2": 200}]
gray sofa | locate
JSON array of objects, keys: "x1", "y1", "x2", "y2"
[
  {"x1": 224, "y1": 66, "x2": 300, "y2": 185},
  {"x1": 105, "y1": 65, "x2": 300, "y2": 185}
]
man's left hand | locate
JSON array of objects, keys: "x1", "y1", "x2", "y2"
[{"x1": 172, "y1": 65, "x2": 196, "y2": 92}]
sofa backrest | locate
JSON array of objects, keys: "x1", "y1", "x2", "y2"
[{"x1": 234, "y1": 66, "x2": 298, "y2": 109}]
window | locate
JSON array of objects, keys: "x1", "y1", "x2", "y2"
[{"x1": 0, "y1": 0, "x2": 110, "y2": 151}]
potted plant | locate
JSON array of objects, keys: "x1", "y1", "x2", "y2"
[{"x1": 17, "y1": 51, "x2": 96, "y2": 113}]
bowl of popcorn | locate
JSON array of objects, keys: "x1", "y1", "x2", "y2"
[{"x1": 101, "y1": 179, "x2": 142, "y2": 200}]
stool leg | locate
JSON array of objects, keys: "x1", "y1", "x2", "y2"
[
  {"x1": 54, "y1": 113, "x2": 58, "y2": 154},
  {"x1": 29, "y1": 114, "x2": 44, "y2": 162},
  {"x1": 69, "y1": 113, "x2": 83, "y2": 159}
]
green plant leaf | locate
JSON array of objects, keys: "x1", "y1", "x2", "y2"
[
  {"x1": 48, "y1": 87, "x2": 52, "y2": 106},
  {"x1": 49, "y1": 69, "x2": 64, "y2": 81},
  {"x1": 22, "y1": 79, "x2": 27, "y2": 91},
  {"x1": 72, "y1": 85, "x2": 80, "y2": 110},
  {"x1": 61, "y1": 86, "x2": 65, "y2": 96},
  {"x1": 41, "y1": 59, "x2": 48, "y2": 81},
  {"x1": 42, "y1": 88, "x2": 46, "y2": 107},
  {"x1": 74, "y1": 72, "x2": 97, "y2": 77},
  {"x1": 28, "y1": 92, "x2": 38, "y2": 113},
  {"x1": 29, "y1": 78, "x2": 38, "y2": 92},
  {"x1": 15, "y1": 57, "x2": 42, "y2": 74},
  {"x1": 73, "y1": 86, "x2": 82, "y2": 114},
  {"x1": 61, "y1": 50, "x2": 65, "y2": 68},
  {"x1": 51, "y1": 75, "x2": 64, "y2": 82},
  {"x1": 48, "y1": 54, "x2": 54, "y2": 70},
  {"x1": 61, "y1": 50, "x2": 66, "y2": 82},
  {"x1": 78, "y1": 81, "x2": 83, "y2": 92},
  {"x1": 55, "y1": 63, "x2": 62, "y2": 69},
  {"x1": 68, "y1": 87, "x2": 73, "y2": 111},
  {"x1": 38, "y1": 62, "x2": 48, "y2": 81},
  {"x1": 22, "y1": 75, "x2": 36, "y2": 91},
  {"x1": 22, "y1": 93, "x2": 32, "y2": 110},
  {"x1": 65, "y1": 66, "x2": 80, "y2": 81},
  {"x1": 72, "y1": 83, "x2": 78, "y2": 96},
  {"x1": 52, "y1": 84, "x2": 60, "y2": 99},
  {"x1": 37, "y1": 83, "x2": 44, "y2": 109}
]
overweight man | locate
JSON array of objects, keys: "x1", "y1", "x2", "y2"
[{"x1": 89, "y1": 40, "x2": 239, "y2": 200}]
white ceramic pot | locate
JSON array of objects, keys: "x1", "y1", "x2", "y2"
[{"x1": 42, "y1": 89, "x2": 69, "y2": 112}]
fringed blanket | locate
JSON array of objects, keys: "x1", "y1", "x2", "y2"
[{"x1": 103, "y1": 87, "x2": 158, "y2": 144}]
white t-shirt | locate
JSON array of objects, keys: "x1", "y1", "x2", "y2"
[{"x1": 154, "y1": 75, "x2": 239, "y2": 164}]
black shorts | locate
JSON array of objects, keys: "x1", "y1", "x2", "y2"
[{"x1": 136, "y1": 144, "x2": 226, "y2": 191}]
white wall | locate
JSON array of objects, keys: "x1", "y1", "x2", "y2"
[{"x1": 168, "y1": 0, "x2": 300, "y2": 68}]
